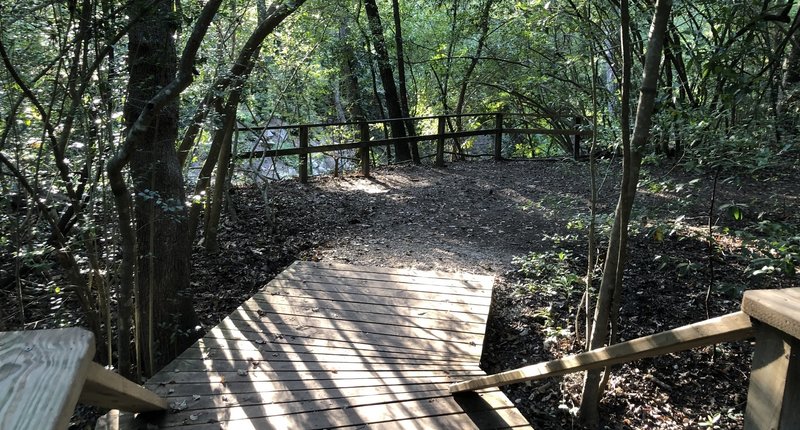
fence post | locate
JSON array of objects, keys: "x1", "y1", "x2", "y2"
[
  {"x1": 494, "y1": 113, "x2": 503, "y2": 161},
  {"x1": 435, "y1": 116, "x2": 446, "y2": 167},
  {"x1": 299, "y1": 125, "x2": 309, "y2": 184},
  {"x1": 359, "y1": 121, "x2": 370, "y2": 177},
  {"x1": 573, "y1": 116, "x2": 582, "y2": 160}
]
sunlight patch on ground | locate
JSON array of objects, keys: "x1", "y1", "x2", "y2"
[
  {"x1": 330, "y1": 178, "x2": 390, "y2": 194},
  {"x1": 327, "y1": 176, "x2": 435, "y2": 194}
]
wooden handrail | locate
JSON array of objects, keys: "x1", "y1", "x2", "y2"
[
  {"x1": 236, "y1": 128, "x2": 499, "y2": 159},
  {"x1": 235, "y1": 112, "x2": 593, "y2": 179},
  {"x1": 235, "y1": 112, "x2": 580, "y2": 132},
  {"x1": 236, "y1": 128, "x2": 590, "y2": 160},
  {"x1": 79, "y1": 362, "x2": 168, "y2": 412},
  {"x1": 0, "y1": 328, "x2": 168, "y2": 430},
  {"x1": 450, "y1": 311, "x2": 755, "y2": 393}
]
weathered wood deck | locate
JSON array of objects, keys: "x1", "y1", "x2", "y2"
[{"x1": 118, "y1": 261, "x2": 532, "y2": 429}]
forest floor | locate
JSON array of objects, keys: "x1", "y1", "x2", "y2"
[
  {"x1": 8, "y1": 157, "x2": 794, "y2": 428},
  {"x1": 189, "y1": 157, "x2": 799, "y2": 429}
]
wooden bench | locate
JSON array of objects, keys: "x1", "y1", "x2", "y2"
[
  {"x1": 450, "y1": 287, "x2": 800, "y2": 429},
  {"x1": 0, "y1": 328, "x2": 167, "y2": 430}
]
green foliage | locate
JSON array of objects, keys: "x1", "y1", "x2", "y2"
[
  {"x1": 513, "y1": 250, "x2": 582, "y2": 299},
  {"x1": 512, "y1": 249, "x2": 583, "y2": 346},
  {"x1": 734, "y1": 220, "x2": 800, "y2": 278}
]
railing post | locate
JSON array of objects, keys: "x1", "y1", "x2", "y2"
[
  {"x1": 573, "y1": 116, "x2": 582, "y2": 160},
  {"x1": 299, "y1": 125, "x2": 309, "y2": 184},
  {"x1": 359, "y1": 121, "x2": 370, "y2": 177},
  {"x1": 435, "y1": 116, "x2": 446, "y2": 167},
  {"x1": 494, "y1": 112, "x2": 503, "y2": 161}
]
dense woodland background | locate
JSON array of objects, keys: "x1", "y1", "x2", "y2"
[{"x1": 0, "y1": 0, "x2": 798, "y2": 428}]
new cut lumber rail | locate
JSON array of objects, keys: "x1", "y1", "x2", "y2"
[{"x1": 0, "y1": 328, "x2": 167, "y2": 430}]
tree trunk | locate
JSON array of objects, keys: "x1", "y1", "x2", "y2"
[
  {"x1": 186, "y1": 0, "x2": 306, "y2": 245},
  {"x1": 778, "y1": 16, "x2": 800, "y2": 140},
  {"x1": 578, "y1": 0, "x2": 672, "y2": 426},
  {"x1": 364, "y1": 0, "x2": 411, "y2": 161},
  {"x1": 125, "y1": 0, "x2": 199, "y2": 376},
  {"x1": 108, "y1": 0, "x2": 221, "y2": 378},
  {"x1": 204, "y1": 92, "x2": 241, "y2": 253},
  {"x1": 338, "y1": 23, "x2": 367, "y2": 122},
  {"x1": 454, "y1": 0, "x2": 495, "y2": 156},
  {"x1": 391, "y1": 0, "x2": 420, "y2": 163}
]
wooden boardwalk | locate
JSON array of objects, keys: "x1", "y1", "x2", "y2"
[{"x1": 120, "y1": 261, "x2": 532, "y2": 429}]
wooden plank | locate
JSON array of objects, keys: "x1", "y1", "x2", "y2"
[
  {"x1": 285, "y1": 260, "x2": 495, "y2": 285},
  {"x1": 252, "y1": 289, "x2": 489, "y2": 324},
  {"x1": 186, "y1": 333, "x2": 476, "y2": 362},
  {"x1": 159, "y1": 386, "x2": 449, "y2": 418},
  {"x1": 147, "y1": 376, "x2": 459, "y2": 398},
  {"x1": 451, "y1": 311, "x2": 755, "y2": 392},
  {"x1": 292, "y1": 260, "x2": 495, "y2": 284},
  {"x1": 156, "y1": 381, "x2": 447, "y2": 403},
  {"x1": 252, "y1": 293, "x2": 486, "y2": 325},
  {"x1": 260, "y1": 284, "x2": 491, "y2": 312},
  {"x1": 157, "y1": 387, "x2": 524, "y2": 429},
  {"x1": 80, "y1": 362, "x2": 168, "y2": 412},
  {"x1": 241, "y1": 297, "x2": 488, "y2": 330},
  {"x1": 180, "y1": 342, "x2": 473, "y2": 365},
  {"x1": 742, "y1": 288, "x2": 800, "y2": 340},
  {"x1": 200, "y1": 326, "x2": 482, "y2": 360},
  {"x1": 0, "y1": 328, "x2": 94, "y2": 430},
  {"x1": 504, "y1": 127, "x2": 593, "y2": 136},
  {"x1": 744, "y1": 323, "x2": 800, "y2": 429},
  {"x1": 228, "y1": 302, "x2": 487, "y2": 341},
  {"x1": 272, "y1": 272, "x2": 492, "y2": 297},
  {"x1": 236, "y1": 112, "x2": 495, "y2": 132},
  {"x1": 146, "y1": 367, "x2": 486, "y2": 386},
  {"x1": 272, "y1": 272, "x2": 492, "y2": 298},
  {"x1": 210, "y1": 315, "x2": 485, "y2": 356},
  {"x1": 169, "y1": 409, "x2": 529, "y2": 430},
  {"x1": 101, "y1": 262, "x2": 530, "y2": 429},
  {"x1": 156, "y1": 356, "x2": 483, "y2": 374},
  {"x1": 225, "y1": 311, "x2": 486, "y2": 341}
]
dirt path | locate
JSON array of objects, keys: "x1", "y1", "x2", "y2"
[
  {"x1": 194, "y1": 158, "x2": 798, "y2": 429},
  {"x1": 283, "y1": 161, "x2": 591, "y2": 272}
]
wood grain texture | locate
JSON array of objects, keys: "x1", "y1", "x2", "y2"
[
  {"x1": 80, "y1": 362, "x2": 169, "y2": 412},
  {"x1": 451, "y1": 311, "x2": 755, "y2": 393},
  {"x1": 742, "y1": 288, "x2": 800, "y2": 340},
  {"x1": 102, "y1": 261, "x2": 531, "y2": 429},
  {"x1": 0, "y1": 328, "x2": 94, "y2": 430},
  {"x1": 744, "y1": 324, "x2": 791, "y2": 430}
]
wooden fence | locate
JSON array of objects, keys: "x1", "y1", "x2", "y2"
[{"x1": 234, "y1": 112, "x2": 592, "y2": 183}]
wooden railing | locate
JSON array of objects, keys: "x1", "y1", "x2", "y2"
[
  {"x1": 235, "y1": 112, "x2": 592, "y2": 183},
  {"x1": 450, "y1": 287, "x2": 800, "y2": 430},
  {"x1": 0, "y1": 328, "x2": 167, "y2": 430}
]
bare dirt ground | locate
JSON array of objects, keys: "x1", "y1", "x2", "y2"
[{"x1": 191, "y1": 158, "x2": 799, "y2": 429}]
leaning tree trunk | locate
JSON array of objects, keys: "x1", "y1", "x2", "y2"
[
  {"x1": 201, "y1": 0, "x2": 306, "y2": 251},
  {"x1": 364, "y1": 0, "x2": 412, "y2": 162},
  {"x1": 578, "y1": 0, "x2": 672, "y2": 426}
]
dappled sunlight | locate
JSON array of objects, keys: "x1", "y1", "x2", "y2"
[{"x1": 135, "y1": 261, "x2": 528, "y2": 428}]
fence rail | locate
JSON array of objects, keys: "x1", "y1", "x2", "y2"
[{"x1": 235, "y1": 112, "x2": 592, "y2": 183}]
